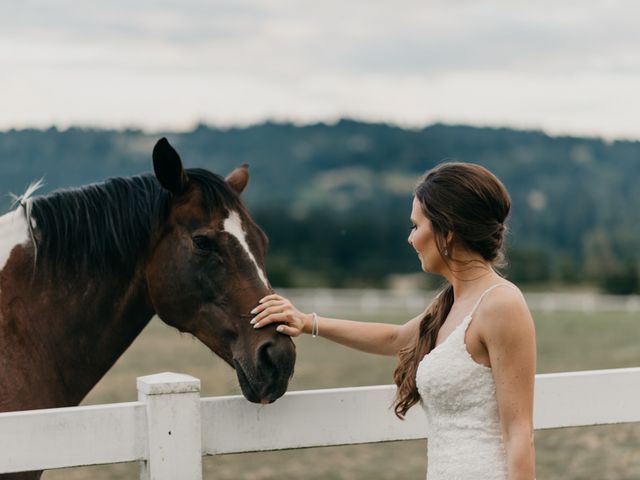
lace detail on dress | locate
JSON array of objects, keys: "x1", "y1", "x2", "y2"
[{"x1": 416, "y1": 283, "x2": 517, "y2": 480}]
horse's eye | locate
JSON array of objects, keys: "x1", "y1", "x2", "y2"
[{"x1": 192, "y1": 235, "x2": 215, "y2": 251}]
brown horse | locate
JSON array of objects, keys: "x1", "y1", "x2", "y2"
[{"x1": 0, "y1": 138, "x2": 295, "y2": 479}]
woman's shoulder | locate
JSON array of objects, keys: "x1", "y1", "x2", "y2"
[
  {"x1": 486, "y1": 281, "x2": 526, "y2": 308},
  {"x1": 473, "y1": 281, "x2": 533, "y2": 336}
]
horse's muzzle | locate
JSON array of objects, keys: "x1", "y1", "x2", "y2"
[{"x1": 233, "y1": 336, "x2": 296, "y2": 404}]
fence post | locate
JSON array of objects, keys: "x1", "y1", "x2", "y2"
[{"x1": 137, "y1": 372, "x2": 202, "y2": 480}]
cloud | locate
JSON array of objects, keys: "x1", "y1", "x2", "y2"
[{"x1": 0, "y1": 0, "x2": 639, "y2": 138}]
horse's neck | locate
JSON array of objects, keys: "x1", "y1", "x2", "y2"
[{"x1": 0, "y1": 242, "x2": 154, "y2": 411}]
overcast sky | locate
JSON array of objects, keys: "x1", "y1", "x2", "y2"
[{"x1": 1, "y1": 0, "x2": 639, "y2": 139}]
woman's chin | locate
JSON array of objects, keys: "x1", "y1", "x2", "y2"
[{"x1": 417, "y1": 253, "x2": 430, "y2": 272}]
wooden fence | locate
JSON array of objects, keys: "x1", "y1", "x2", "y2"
[
  {"x1": 279, "y1": 288, "x2": 640, "y2": 316},
  {"x1": 1, "y1": 368, "x2": 639, "y2": 478}
]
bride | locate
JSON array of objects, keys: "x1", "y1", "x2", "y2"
[{"x1": 251, "y1": 162, "x2": 536, "y2": 479}]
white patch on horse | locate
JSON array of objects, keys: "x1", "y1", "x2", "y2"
[
  {"x1": 223, "y1": 211, "x2": 268, "y2": 288},
  {"x1": 0, "y1": 180, "x2": 41, "y2": 278},
  {"x1": 0, "y1": 208, "x2": 30, "y2": 273}
]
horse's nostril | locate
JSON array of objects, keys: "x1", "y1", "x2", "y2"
[
  {"x1": 257, "y1": 341, "x2": 275, "y2": 369},
  {"x1": 257, "y1": 339, "x2": 295, "y2": 379}
]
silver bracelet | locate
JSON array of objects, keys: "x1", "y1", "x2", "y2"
[{"x1": 311, "y1": 312, "x2": 319, "y2": 338}]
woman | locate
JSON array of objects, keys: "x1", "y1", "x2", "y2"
[{"x1": 251, "y1": 162, "x2": 536, "y2": 480}]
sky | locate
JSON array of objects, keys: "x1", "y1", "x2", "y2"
[{"x1": 1, "y1": 0, "x2": 639, "y2": 140}]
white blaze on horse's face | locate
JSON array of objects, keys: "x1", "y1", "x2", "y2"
[
  {"x1": 222, "y1": 211, "x2": 269, "y2": 288},
  {"x1": 0, "y1": 208, "x2": 30, "y2": 272}
]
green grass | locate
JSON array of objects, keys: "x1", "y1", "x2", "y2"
[{"x1": 43, "y1": 310, "x2": 640, "y2": 479}]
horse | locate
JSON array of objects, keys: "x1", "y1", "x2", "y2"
[{"x1": 0, "y1": 138, "x2": 296, "y2": 479}]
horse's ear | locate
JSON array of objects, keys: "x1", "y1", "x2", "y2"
[
  {"x1": 226, "y1": 164, "x2": 249, "y2": 194},
  {"x1": 153, "y1": 138, "x2": 189, "y2": 194}
]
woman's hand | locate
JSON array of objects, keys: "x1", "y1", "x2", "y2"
[{"x1": 250, "y1": 293, "x2": 312, "y2": 337}]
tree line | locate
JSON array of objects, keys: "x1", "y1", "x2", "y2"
[{"x1": 1, "y1": 120, "x2": 639, "y2": 293}]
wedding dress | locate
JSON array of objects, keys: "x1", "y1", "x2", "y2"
[{"x1": 416, "y1": 283, "x2": 517, "y2": 479}]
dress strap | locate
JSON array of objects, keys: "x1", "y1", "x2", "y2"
[{"x1": 468, "y1": 283, "x2": 518, "y2": 318}]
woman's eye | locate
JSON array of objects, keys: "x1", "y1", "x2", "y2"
[
  {"x1": 410, "y1": 224, "x2": 417, "y2": 231},
  {"x1": 192, "y1": 235, "x2": 215, "y2": 251}
]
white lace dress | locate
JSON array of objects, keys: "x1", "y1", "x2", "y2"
[{"x1": 416, "y1": 284, "x2": 516, "y2": 480}]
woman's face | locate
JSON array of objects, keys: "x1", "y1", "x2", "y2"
[{"x1": 408, "y1": 196, "x2": 443, "y2": 273}]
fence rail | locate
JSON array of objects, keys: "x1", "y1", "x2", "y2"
[
  {"x1": 1, "y1": 368, "x2": 639, "y2": 478},
  {"x1": 279, "y1": 288, "x2": 640, "y2": 316}
]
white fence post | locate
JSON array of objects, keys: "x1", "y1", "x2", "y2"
[{"x1": 137, "y1": 372, "x2": 202, "y2": 480}]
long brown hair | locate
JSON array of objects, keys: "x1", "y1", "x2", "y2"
[{"x1": 393, "y1": 162, "x2": 511, "y2": 418}]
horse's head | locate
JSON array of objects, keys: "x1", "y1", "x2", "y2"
[{"x1": 145, "y1": 138, "x2": 295, "y2": 404}]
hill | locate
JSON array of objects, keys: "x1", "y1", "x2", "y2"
[{"x1": 1, "y1": 120, "x2": 638, "y2": 291}]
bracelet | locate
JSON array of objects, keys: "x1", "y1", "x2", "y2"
[{"x1": 310, "y1": 312, "x2": 319, "y2": 338}]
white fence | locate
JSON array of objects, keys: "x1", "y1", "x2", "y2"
[
  {"x1": 1, "y1": 368, "x2": 640, "y2": 478},
  {"x1": 280, "y1": 288, "x2": 640, "y2": 316}
]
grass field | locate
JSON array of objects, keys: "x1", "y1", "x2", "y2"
[{"x1": 42, "y1": 309, "x2": 640, "y2": 480}]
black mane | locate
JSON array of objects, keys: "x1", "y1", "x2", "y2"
[{"x1": 30, "y1": 168, "x2": 243, "y2": 276}]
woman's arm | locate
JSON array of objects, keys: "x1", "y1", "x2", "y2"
[
  {"x1": 251, "y1": 293, "x2": 424, "y2": 356},
  {"x1": 479, "y1": 288, "x2": 537, "y2": 480}
]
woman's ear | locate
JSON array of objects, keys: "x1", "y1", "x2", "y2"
[{"x1": 446, "y1": 231, "x2": 454, "y2": 247}]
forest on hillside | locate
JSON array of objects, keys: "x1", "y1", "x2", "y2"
[{"x1": 1, "y1": 120, "x2": 639, "y2": 292}]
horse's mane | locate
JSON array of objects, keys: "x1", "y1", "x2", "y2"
[{"x1": 29, "y1": 168, "x2": 243, "y2": 276}]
